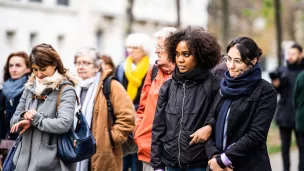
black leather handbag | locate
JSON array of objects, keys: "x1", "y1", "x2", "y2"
[
  {"x1": 2, "y1": 136, "x2": 22, "y2": 171},
  {"x1": 56, "y1": 85, "x2": 96, "y2": 163}
]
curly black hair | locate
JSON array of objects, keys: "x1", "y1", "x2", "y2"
[{"x1": 165, "y1": 26, "x2": 221, "y2": 69}]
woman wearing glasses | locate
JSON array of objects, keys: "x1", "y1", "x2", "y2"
[
  {"x1": 73, "y1": 48, "x2": 135, "y2": 171},
  {"x1": 206, "y1": 37, "x2": 277, "y2": 171},
  {"x1": 10, "y1": 44, "x2": 77, "y2": 171}
]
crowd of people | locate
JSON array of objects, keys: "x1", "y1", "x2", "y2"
[{"x1": 0, "y1": 26, "x2": 303, "y2": 171}]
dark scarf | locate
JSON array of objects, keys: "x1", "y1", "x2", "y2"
[
  {"x1": 220, "y1": 63, "x2": 262, "y2": 98},
  {"x1": 215, "y1": 63, "x2": 262, "y2": 151},
  {"x1": 172, "y1": 67, "x2": 210, "y2": 83},
  {"x1": 2, "y1": 74, "x2": 28, "y2": 102}
]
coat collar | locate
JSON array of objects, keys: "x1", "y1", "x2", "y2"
[{"x1": 24, "y1": 71, "x2": 78, "y2": 95}]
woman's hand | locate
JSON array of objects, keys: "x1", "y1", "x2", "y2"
[
  {"x1": 23, "y1": 109, "x2": 37, "y2": 120},
  {"x1": 10, "y1": 120, "x2": 30, "y2": 134},
  {"x1": 189, "y1": 125, "x2": 212, "y2": 145},
  {"x1": 208, "y1": 158, "x2": 224, "y2": 171}
]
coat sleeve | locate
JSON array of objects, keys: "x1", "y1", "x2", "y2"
[
  {"x1": 134, "y1": 66, "x2": 153, "y2": 135},
  {"x1": 10, "y1": 88, "x2": 30, "y2": 127},
  {"x1": 30, "y1": 85, "x2": 76, "y2": 134},
  {"x1": 110, "y1": 80, "x2": 135, "y2": 146},
  {"x1": 150, "y1": 80, "x2": 171, "y2": 170},
  {"x1": 0, "y1": 90, "x2": 6, "y2": 139},
  {"x1": 293, "y1": 71, "x2": 304, "y2": 109},
  {"x1": 0, "y1": 90, "x2": 5, "y2": 121},
  {"x1": 204, "y1": 92, "x2": 222, "y2": 159},
  {"x1": 224, "y1": 85, "x2": 277, "y2": 164}
]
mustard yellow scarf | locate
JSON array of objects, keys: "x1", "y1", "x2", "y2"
[{"x1": 125, "y1": 56, "x2": 150, "y2": 100}]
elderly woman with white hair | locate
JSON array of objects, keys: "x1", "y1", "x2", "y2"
[
  {"x1": 74, "y1": 48, "x2": 135, "y2": 171},
  {"x1": 115, "y1": 33, "x2": 151, "y2": 171}
]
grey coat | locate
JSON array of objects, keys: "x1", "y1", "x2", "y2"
[{"x1": 10, "y1": 77, "x2": 76, "y2": 171}]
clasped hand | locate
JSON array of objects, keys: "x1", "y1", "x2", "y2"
[
  {"x1": 10, "y1": 109, "x2": 37, "y2": 134},
  {"x1": 208, "y1": 158, "x2": 233, "y2": 171}
]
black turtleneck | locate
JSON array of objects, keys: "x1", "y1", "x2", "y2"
[{"x1": 172, "y1": 67, "x2": 210, "y2": 83}]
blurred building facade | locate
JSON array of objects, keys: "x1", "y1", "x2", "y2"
[{"x1": 0, "y1": 0, "x2": 209, "y2": 82}]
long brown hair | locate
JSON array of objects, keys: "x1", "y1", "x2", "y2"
[
  {"x1": 29, "y1": 43, "x2": 66, "y2": 74},
  {"x1": 3, "y1": 51, "x2": 30, "y2": 81}
]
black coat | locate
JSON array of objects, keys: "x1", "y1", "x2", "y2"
[
  {"x1": 205, "y1": 79, "x2": 277, "y2": 171},
  {"x1": 150, "y1": 73, "x2": 220, "y2": 170},
  {"x1": 0, "y1": 89, "x2": 22, "y2": 140},
  {"x1": 274, "y1": 62, "x2": 304, "y2": 128}
]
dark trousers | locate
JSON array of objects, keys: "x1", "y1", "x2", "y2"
[
  {"x1": 279, "y1": 127, "x2": 304, "y2": 171},
  {"x1": 122, "y1": 153, "x2": 142, "y2": 171}
]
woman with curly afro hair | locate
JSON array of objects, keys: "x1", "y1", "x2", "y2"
[{"x1": 150, "y1": 26, "x2": 221, "y2": 171}]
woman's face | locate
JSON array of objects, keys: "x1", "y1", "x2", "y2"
[
  {"x1": 127, "y1": 46, "x2": 147, "y2": 63},
  {"x1": 175, "y1": 41, "x2": 197, "y2": 73},
  {"x1": 75, "y1": 56, "x2": 99, "y2": 80},
  {"x1": 9, "y1": 56, "x2": 30, "y2": 80},
  {"x1": 226, "y1": 46, "x2": 256, "y2": 78},
  {"x1": 32, "y1": 64, "x2": 56, "y2": 79}
]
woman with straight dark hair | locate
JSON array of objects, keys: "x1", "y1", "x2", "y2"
[
  {"x1": 150, "y1": 26, "x2": 221, "y2": 171},
  {"x1": 206, "y1": 37, "x2": 277, "y2": 171},
  {"x1": 10, "y1": 43, "x2": 77, "y2": 171}
]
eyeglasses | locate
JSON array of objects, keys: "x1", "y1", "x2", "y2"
[
  {"x1": 155, "y1": 45, "x2": 165, "y2": 51},
  {"x1": 74, "y1": 61, "x2": 93, "y2": 67},
  {"x1": 223, "y1": 55, "x2": 244, "y2": 65}
]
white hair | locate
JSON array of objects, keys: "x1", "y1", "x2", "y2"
[
  {"x1": 125, "y1": 33, "x2": 151, "y2": 55},
  {"x1": 74, "y1": 47, "x2": 102, "y2": 68},
  {"x1": 154, "y1": 27, "x2": 177, "y2": 38}
]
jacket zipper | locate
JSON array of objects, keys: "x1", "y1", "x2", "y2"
[{"x1": 178, "y1": 81, "x2": 187, "y2": 167}]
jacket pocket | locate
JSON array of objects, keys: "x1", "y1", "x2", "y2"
[{"x1": 36, "y1": 142, "x2": 60, "y2": 170}]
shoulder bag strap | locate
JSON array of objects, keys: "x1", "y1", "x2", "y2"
[{"x1": 103, "y1": 76, "x2": 116, "y2": 146}]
